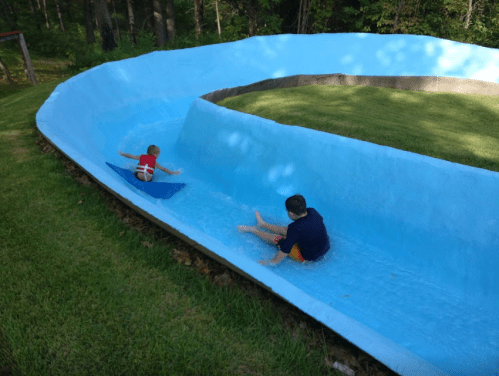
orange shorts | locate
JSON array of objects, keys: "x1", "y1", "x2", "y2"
[{"x1": 273, "y1": 236, "x2": 305, "y2": 262}]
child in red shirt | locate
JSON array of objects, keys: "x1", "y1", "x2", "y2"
[{"x1": 118, "y1": 145, "x2": 181, "y2": 182}]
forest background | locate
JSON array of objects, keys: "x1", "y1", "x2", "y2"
[{"x1": 1, "y1": 0, "x2": 499, "y2": 76}]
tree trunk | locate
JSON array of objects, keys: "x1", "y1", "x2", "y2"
[
  {"x1": 27, "y1": 0, "x2": 42, "y2": 31},
  {"x1": 64, "y1": 0, "x2": 72, "y2": 22},
  {"x1": 297, "y1": 0, "x2": 302, "y2": 33},
  {"x1": 94, "y1": 0, "x2": 118, "y2": 51},
  {"x1": 0, "y1": 55, "x2": 14, "y2": 84},
  {"x1": 297, "y1": 0, "x2": 311, "y2": 34},
  {"x1": 393, "y1": 0, "x2": 404, "y2": 33},
  {"x1": 7, "y1": 1, "x2": 20, "y2": 29},
  {"x1": 193, "y1": 0, "x2": 203, "y2": 38},
  {"x1": 126, "y1": 0, "x2": 137, "y2": 45},
  {"x1": 152, "y1": 0, "x2": 166, "y2": 46},
  {"x1": 54, "y1": 0, "x2": 66, "y2": 31},
  {"x1": 84, "y1": 0, "x2": 95, "y2": 43},
  {"x1": 165, "y1": 0, "x2": 175, "y2": 41},
  {"x1": 0, "y1": 0, "x2": 18, "y2": 30},
  {"x1": 110, "y1": 0, "x2": 121, "y2": 40},
  {"x1": 144, "y1": 0, "x2": 153, "y2": 31},
  {"x1": 465, "y1": 0, "x2": 473, "y2": 29},
  {"x1": 215, "y1": 0, "x2": 221, "y2": 38},
  {"x1": 42, "y1": 0, "x2": 50, "y2": 29},
  {"x1": 247, "y1": 0, "x2": 258, "y2": 36}
]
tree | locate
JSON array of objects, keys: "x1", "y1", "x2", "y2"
[
  {"x1": 94, "y1": 0, "x2": 118, "y2": 51},
  {"x1": 126, "y1": 0, "x2": 137, "y2": 45},
  {"x1": 144, "y1": 0, "x2": 153, "y2": 31},
  {"x1": 297, "y1": 0, "x2": 311, "y2": 33},
  {"x1": 0, "y1": 0, "x2": 19, "y2": 30},
  {"x1": 27, "y1": 0, "x2": 42, "y2": 31},
  {"x1": 42, "y1": 0, "x2": 51, "y2": 29},
  {"x1": 165, "y1": 0, "x2": 175, "y2": 41},
  {"x1": 152, "y1": 0, "x2": 166, "y2": 46},
  {"x1": 392, "y1": 0, "x2": 405, "y2": 32},
  {"x1": 84, "y1": 0, "x2": 95, "y2": 43},
  {"x1": 309, "y1": 0, "x2": 335, "y2": 33},
  {"x1": 246, "y1": 0, "x2": 258, "y2": 36},
  {"x1": 64, "y1": 0, "x2": 73, "y2": 22},
  {"x1": 110, "y1": 0, "x2": 121, "y2": 40},
  {"x1": 194, "y1": 0, "x2": 204, "y2": 37},
  {"x1": 215, "y1": 0, "x2": 221, "y2": 38},
  {"x1": 54, "y1": 0, "x2": 66, "y2": 31}
]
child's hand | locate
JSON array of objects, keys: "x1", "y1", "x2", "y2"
[
  {"x1": 118, "y1": 150, "x2": 124, "y2": 156},
  {"x1": 171, "y1": 169, "x2": 182, "y2": 175}
]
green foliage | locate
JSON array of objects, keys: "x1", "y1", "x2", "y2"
[
  {"x1": 256, "y1": 0, "x2": 284, "y2": 35},
  {"x1": 257, "y1": 13, "x2": 283, "y2": 35},
  {"x1": 2, "y1": 0, "x2": 499, "y2": 73},
  {"x1": 22, "y1": 23, "x2": 87, "y2": 58},
  {"x1": 69, "y1": 31, "x2": 157, "y2": 71},
  {"x1": 310, "y1": 0, "x2": 335, "y2": 32}
]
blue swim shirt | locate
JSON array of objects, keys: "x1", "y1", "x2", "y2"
[{"x1": 277, "y1": 208, "x2": 330, "y2": 261}]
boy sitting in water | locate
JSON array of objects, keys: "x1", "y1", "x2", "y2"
[
  {"x1": 238, "y1": 195, "x2": 330, "y2": 265},
  {"x1": 118, "y1": 145, "x2": 181, "y2": 182}
]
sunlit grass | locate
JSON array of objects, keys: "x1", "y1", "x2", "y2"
[{"x1": 218, "y1": 85, "x2": 499, "y2": 172}]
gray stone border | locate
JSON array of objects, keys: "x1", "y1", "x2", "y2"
[{"x1": 201, "y1": 73, "x2": 499, "y2": 103}]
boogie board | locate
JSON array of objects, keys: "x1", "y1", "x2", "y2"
[{"x1": 106, "y1": 162, "x2": 186, "y2": 199}]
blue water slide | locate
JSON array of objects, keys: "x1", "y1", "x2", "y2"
[{"x1": 36, "y1": 33, "x2": 499, "y2": 376}]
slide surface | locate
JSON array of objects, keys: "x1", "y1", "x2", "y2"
[{"x1": 36, "y1": 34, "x2": 499, "y2": 376}]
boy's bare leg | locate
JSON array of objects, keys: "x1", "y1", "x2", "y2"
[
  {"x1": 255, "y1": 211, "x2": 287, "y2": 236},
  {"x1": 237, "y1": 226, "x2": 279, "y2": 245}
]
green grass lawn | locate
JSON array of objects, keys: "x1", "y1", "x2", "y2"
[
  {"x1": 8, "y1": 58, "x2": 496, "y2": 376},
  {"x1": 217, "y1": 85, "x2": 499, "y2": 173},
  {"x1": 0, "y1": 46, "x2": 70, "y2": 97},
  {"x1": 0, "y1": 61, "x2": 364, "y2": 375}
]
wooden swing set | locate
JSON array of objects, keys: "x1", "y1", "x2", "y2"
[{"x1": 0, "y1": 30, "x2": 37, "y2": 86}]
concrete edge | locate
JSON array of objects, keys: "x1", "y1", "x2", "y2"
[{"x1": 201, "y1": 73, "x2": 499, "y2": 103}]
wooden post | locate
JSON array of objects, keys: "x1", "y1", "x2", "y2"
[
  {"x1": 17, "y1": 33, "x2": 38, "y2": 86},
  {"x1": 0, "y1": 31, "x2": 37, "y2": 86},
  {"x1": 0, "y1": 55, "x2": 14, "y2": 83}
]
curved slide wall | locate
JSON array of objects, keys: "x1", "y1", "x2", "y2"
[{"x1": 36, "y1": 34, "x2": 499, "y2": 375}]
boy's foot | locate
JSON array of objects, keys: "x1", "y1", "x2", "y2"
[
  {"x1": 255, "y1": 211, "x2": 265, "y2": 228},
  {"x1": 237, "y1": 225, "x2": 256, "y2": 233}
]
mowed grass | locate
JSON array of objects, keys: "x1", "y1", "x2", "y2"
[
  {"x1": 217, "y1": 85, "x2": 499, "y2": 173},
  {"x1": 0, "y1": 45, "x2": 71, "y2": 97},
  {"x1": 0, "y1": 78, "x2": 345, "y2": 375}
]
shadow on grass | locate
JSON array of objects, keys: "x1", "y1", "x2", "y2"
[
  {"x1": 0, "y1": 327, "x2": 19, "y2": 376},
  {"x1": 220, "y1": 84, "x2": 499, "y2": 173}
]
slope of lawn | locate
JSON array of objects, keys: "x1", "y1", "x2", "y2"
[{"x1": 218, "y1": 85, "x2": 499, "y2": 173}]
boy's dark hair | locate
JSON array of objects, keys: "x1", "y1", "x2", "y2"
[
  {"x1": 147, "y1": 145, "x2": 160, "y2": 155},
  {"x1": 285, "y1": 195, "x2": 307, "y2": 215}
]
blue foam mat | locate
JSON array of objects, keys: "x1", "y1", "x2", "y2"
[{"x1": 106, "y1": 162, "x2": 185, "y2": 199}]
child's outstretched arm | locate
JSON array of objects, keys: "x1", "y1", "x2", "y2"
[
  {"x1": 155, "y1": 162, "x2": 182, "y2": 175},
  {"x1": 118, "y1": 151, "x2": 140, "y2": 160}
]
